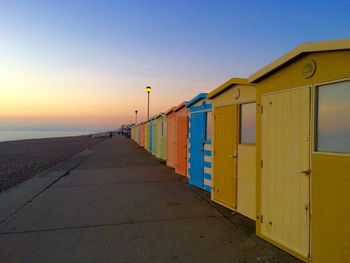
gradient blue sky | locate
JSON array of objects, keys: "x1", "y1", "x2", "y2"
[{"x1": 0, "y1": 0, "x2": 349, "y2": 130}]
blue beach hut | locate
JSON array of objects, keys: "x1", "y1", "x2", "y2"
[{"x1": 185, "y1": 93, "x2": 213, "y2": 192}]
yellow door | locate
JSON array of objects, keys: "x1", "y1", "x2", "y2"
[
  {"x1": 213, "y1": 105, "x2": 238, "y2": 209},
  {"x1": 260, "y1": 87, "x2": 310, "y2": 258}
]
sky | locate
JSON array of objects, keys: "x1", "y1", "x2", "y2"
[{"x1": 0, "y1": 0, "x2": 349, "y2": 131}]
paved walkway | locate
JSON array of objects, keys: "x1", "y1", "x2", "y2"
[{"x1": 0, "y1": 136, "x2": 300, "y2": 263}]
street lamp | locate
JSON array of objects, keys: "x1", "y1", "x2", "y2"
[
  {"x1": 146, "y1": 86, "x2": 152, "y2": 120},
  {"x1": 135, "y1": 110, "x2": 138, "y2": 124}
]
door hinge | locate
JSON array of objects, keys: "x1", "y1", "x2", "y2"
[
  {"x1": 260, "y1": 160, "x2": 263, "y2": 168},
  {"x1": 260, "y1": 215, "x2": 263, "y2": 223},
  {"x1": 260, "y1": 105, "x2": 263, "y2": 114}
]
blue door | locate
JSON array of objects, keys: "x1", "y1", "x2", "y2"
[{"x1": 189, "y1": 112, "x2": 205, "y2": 188}]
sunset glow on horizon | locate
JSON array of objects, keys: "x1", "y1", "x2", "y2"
[{"x1": 1, "y1": 1, "x2": 349, "y2": 131}]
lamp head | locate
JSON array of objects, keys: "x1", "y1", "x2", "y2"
[{"x1": 145, "y1": 86, "x2": 152, "y2": 93}]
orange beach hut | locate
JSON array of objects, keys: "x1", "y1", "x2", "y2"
[
  {"x1": 174, "y1": 102, "x2": 189, "y2": 177},
  {"x1": 166, "y1": 107, "x2": 176, "y2": 168}
]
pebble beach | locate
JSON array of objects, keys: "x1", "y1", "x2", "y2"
[{"x1": 0, "y1": 135, "x2": 106, "y2": 192}]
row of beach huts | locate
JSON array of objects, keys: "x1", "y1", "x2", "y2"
[{"x1": 129, "y1": 39, "x2": 350, "y2": 262}]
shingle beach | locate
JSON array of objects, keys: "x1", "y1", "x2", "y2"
[{"x1": 0, "y1": 135, "x2": 105, "y2": 192}]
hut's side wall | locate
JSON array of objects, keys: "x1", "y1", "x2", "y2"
[{"x1": 166, "y1": 112, "x2": 176, "y2": 168}]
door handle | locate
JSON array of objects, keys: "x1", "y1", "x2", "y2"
[
  {"x1": 295, "y1": 169, "x2": 311, "y2": 175},
  {"x1": 229, "y1": 154, "x2": 237, "y2": 158}
]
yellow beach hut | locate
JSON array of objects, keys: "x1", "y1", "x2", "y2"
[
  {"x1": 207, "y1": 78, "x2": 256, "y2": 220},
  {"x1": 144, "y1": 120, "x2": 150, "y2": 151},
  {"x1": 139, "y1": 122, "x2": 145, "y2": 147},
  {"x1": 152, "y1": 113, "x2": 167, "y2": 160},
  {"x1": 249, "y1": 38, "x2": 350, "y2": 262},
  {"x1": 131, "y1": 124, "x2": 139, "y2": 143}
]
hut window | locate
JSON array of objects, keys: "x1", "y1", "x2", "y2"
[
  {"x1": 240, "y1": 103, "x2": 256, "y2": 144},
  {"x1": 316, "y1": 80, "x2": 350, "y2": 153},
  {"x1": 162, "y1": 121, "x2": 167, "y2": 136},
  {"x1": 206, "y1": 112, "x2": 212, "y2": 141}
]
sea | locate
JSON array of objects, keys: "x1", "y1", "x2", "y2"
[{"x1": 0, "y1": 127, "x2": 110, "y2": 142}]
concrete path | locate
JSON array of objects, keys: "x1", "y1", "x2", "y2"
[{"x1": 0, "y1": 136, "x2": 301, "y2": 263}]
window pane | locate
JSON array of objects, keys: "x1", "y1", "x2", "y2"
[
  {"x1": 240, "y1": 103, "x2": 256, "y2": 144},
  {"x1": 316, "y1": 81, "x2": 350, "y2": 153},
  {"x1": 162, "y1": 121, "x2": 166, "y2": 137},
  {"x1": 206, "y1": 112, "x2": 212, "y2": 141}
]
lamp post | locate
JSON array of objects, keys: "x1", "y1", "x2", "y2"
[
  {"x1": 135, "y1": 110, "x2": 138, "y2": 124},
  {"x1": 145, "y1": 86, "x2": 152, "y2": 120}
]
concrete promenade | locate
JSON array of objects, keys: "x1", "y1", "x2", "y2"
[{"x1": 0, "y1": 136, "x2": 300, "y2": 263}]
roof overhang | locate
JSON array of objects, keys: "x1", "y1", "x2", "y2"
[
  {"x1": 249, "y1": 38, "x2": 350, "y2": 83},
  {"x1": 165, "y1": 106, "x2": 176, "y2": 115},
  {"x1": 207, "y1": 78, "x2": 249, "y2": 99},
  {"x1": 185, "y1": 93, "x2": 208, "y2": 108},
  {"x1": 152, "y1": 113, "x2": 165, "y2": 120},
  {"x1": 174, "y1": 101, "x2": 188, "y2": 112}
]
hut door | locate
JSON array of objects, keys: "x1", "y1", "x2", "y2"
[
  {"x1": 261, "y1": 87, "x2": 310, "y2": 258},
  {"x1": 189, "y1": 112, "x2": 206, "y2": 188},
  {"x1": 213, "y1": 105, "x2": 238, "y2": 209},
  {"x1": 176, "y1": 116, "x2": 189, "y2": 176},
  {"x1": 167, "y1": 115, "x2": 176, "y2": 167}
]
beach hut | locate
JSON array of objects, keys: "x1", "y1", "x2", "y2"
[
  {"x1": 136, "y1": 124, "x2": 141, "y2": 144},
  {"x1": 130, "y1": 126, "x2": 135, "y2": 141},
  {"x1": 174, "y1": 102, "x2": 189, "y2": 177},
  {"x1": 151, "y1": 115, "x2": 158, "y2": 156},
  {"x1": 149, "y1": 119, "x2": 153, "y2": 153},
  {"x1": 130, "y1": 126, "x2": 134, "y2": 141},
  {"x1": 132, "y1": 124, "x2": 139, "y2": 143},
  {"x1": 144, "y1": 121, "x2": 150, "y2": 151},
  {"x1": 139, "y1": 122, "x2": 144, "y2": 147},
  {"x1": 166, "y1": 107, "x2": 176, "y2": 168},
  {"x1": 207, "y1": 78, "x2": 256, "y2": 221},
  {"x1": 249, "y1": 38, "x2": 350, "y2": 262},
  {"x1": 132, "y1": 125, "x2": 137, "y2": 142},
  {"x1": 185, "y1": 93, "x2": 213, "y2": 191},
  {"x1": 152, "y1": 113, "x2": 167, "y2": 160}
]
